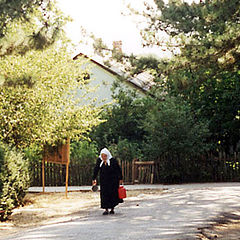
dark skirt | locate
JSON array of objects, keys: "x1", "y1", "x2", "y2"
[{"x1": 100, "y1": 181, "x2": 121, "y2": 209}]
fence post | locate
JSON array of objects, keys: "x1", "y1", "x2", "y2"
[
  {"x1": 132, "y1": 159, "x2": 136, "y2": 184},
  {"x1": 151, "y1": 164, "x2": 154, "y2": 184},
  {"x1": 65, "y1": 138, "x2": 70, "y2": 198},
  {"x1": 42, "y1": 159, "x2": 45, "y2": 193}
]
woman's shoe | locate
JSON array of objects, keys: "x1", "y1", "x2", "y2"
[
  {"x1": 109, "y1": 209, "x2": 115, "y2": 214},
  {"x1": 103, "y1": 210, "x2": 109, "y2": 215}
]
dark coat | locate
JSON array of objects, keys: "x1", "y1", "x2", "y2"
[{"x1": 92, "y1": 157, "x2": 123, "y2": 209}]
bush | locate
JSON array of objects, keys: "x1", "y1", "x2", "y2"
[
  {"x1": 143, "y1": 96, "x2": 210, "y2": 182},
  {"x1": 108, "y1": 139, "x2": 142, "y2": 162},
  {"x1": 70, "y1": 140, "x2": 98, "y2": 165},
  {"x1": 24, "y1": 145, "x2": 42, "y2": 186},
  {"x1": 143, "y1": 96, "x2": 210, "y2": 158},
  {"x1": 0, "y1": 144, "x2": 30, "y2": 221},
  {"x1": 90, "y1": 88, "x2": 147, "y2": 150}
]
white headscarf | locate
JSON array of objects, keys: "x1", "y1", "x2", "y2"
[{"x1": 99, "y1": 148, "x2": 112, "y2": 167}]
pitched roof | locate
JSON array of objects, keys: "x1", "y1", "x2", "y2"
[
  {"x1": 129, "y1": 72, "x2": 155, "y2": 91},
  {"x1": 73, "y1": 53, "x2": 155, "y2": 92}
]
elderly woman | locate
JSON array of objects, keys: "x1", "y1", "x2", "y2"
[{"x1": 92, "y1": 148, "x2": 123, "y2": 215}]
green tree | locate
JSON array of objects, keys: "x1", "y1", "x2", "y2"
[
  {"x1": 0, "y1": 46, "x2": 102, "y2": 148},
  {"x1": 70, "y1": 140, "x2": 98, "y2": 165},
  {"x1": 143, "y1": 96, "x2": 210, "y2": 157},
  {"x1": 108, "y1": 138, "x2": 142, "y2": 162},
  {"x1": 0, "y1": 0, "x2": 102, "y2": 149},
  {"x1": 129, "y1": 0, "x2": 240, "y2": 151},
  {"x1": 0, "y1": 0, "x2": 67, "y2": 55},
  {"x1": 91, "y1": 88, "x2": 147, "y2": 150},
  {"x1": 143, "y1": 96, "x2": 210, "y2": 182}
]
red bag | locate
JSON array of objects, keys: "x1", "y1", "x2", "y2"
[{"x1": 118, "y1": 185, "x2": 127, "y2": 199}]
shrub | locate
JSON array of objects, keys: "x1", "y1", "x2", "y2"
[
  {"x1": 143, "y1": 96, "x2": 210, "y2": 158},
  {"x1": 142, "y1": 96, "x2": 210, "y2": 182},
  {"x1": 0, "y1": 144, "x2": 30, "y2": 221},
  {"x1": 90, "y1": 88, "x2": 147, "y2": 150},
  {"x1": 70, "y1": 140, "x2": 98, "y2": 165},
  {"x1": 108, "y1": 139, "x2": 142, "y2": 162}
]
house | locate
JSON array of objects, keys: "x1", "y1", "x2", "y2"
[{"x1": 73, "y1": 53, "x2": 154, "y2": 105}]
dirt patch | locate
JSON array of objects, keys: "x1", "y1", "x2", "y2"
[
  {"x1": 0, "y1": 189, "x2": 163, "y2": 238},
  {"x1": 197, "y1": 212, "x2": 240, "y2": 240},
  {"x1": 0, "y1": 191, "x2": 99, "y2": 237}
]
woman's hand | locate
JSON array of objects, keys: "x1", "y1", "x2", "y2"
[
  {"x1": 92, "y1": 180, "x2": 97, "y2": 186},
  {"x1": 119, "y1": 180, "x2": 123, "y2": 185}
]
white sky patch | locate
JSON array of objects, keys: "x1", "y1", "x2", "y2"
[
  {"x1": 57, "y1": 0, "x2": 142, "y2": 55},
  {"x1": 56, "y1": 0, "x2": 196, "y2": 57}
]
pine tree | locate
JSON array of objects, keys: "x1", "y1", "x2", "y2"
[{"x1": 130, "y1": 0, "x2": 240, "y2": 151}]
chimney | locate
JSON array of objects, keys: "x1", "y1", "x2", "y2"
[{"x1": 112, "y1": 40, "x2": 122, "y2": 53}]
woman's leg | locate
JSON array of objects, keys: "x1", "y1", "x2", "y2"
[
  {"x1": 103, "y1": 209, "x2": 109, "y2": 215},
  {"x1": 110, "y1": 208, "x2": 114, "y2": 214}
]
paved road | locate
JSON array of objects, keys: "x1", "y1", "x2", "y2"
[{"x1": 4, "y1": 183, "x2": 240, "y2": 240}]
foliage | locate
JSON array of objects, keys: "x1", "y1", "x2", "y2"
[
  {"x1": 127, "y1": 0, "x2": 240, "y2": 151},
  {"x1": 0, "y1": 0, "x2": 102, "y2": 149},
  {"x1": 182, "y1": 71, "x2": 240, "y2": 151},
  {"x1": 90, "y1": 88, "x2": 147, "y2": 150},
  {"x1": 23, "y1": 145, "x2": 42, "y2": 186},
  {"x1": 142, "y1": 96, "x2": 210, "y2": 182},
  {"x1": 0, "y1": 45, "x2": 102, "y2": 148},
  {"x1": 108, "y1": 139, "x2": 143, "y2": 162},
  {"x1": 143, "y1": 96, "x2": 210, "y2": 159},
  {"x1": 0, "y1": 143, "x2": 30, "y2": 220},
  {"x1": 24, "y1": 145, "x2": 42, "y2": 164},
  {"x1": 70, "y1": 140, "x2": 98, "y2": 165},
  {"x1": 92, "y1": 37, "x2": 109, "y2": 57},
  {"x1": 0, "y1": 0, "x2": 55, "y2": 28},
  {"x1": 0, "y1": 0, "x2": 68, "y2": 55},
  {"x1": 129, "y1": 55, "x2": 161, "y2": 75}
]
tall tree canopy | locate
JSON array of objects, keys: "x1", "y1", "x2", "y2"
[
  {"x1": 0, "y1": 0, "x2": 68, "y2": 56},
  {"x1": 129, "y1": 0, "x2": 240, "y2": 151},
  {"x1": 0, "y1": 46, "x2": 102, "y2": 148},
  {"x1": 0, "y1": 0, "x2": 102, "y2": 148}
]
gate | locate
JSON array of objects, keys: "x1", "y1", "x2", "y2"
[{"x1": 132, "y1": 159, "x2": 155, "y2": 184}]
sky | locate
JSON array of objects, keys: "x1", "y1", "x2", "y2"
[{"x1": 56, "y1": 0, "x2": 196, "y2": 57}]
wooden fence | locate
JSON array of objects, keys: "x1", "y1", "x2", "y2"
[
  {"x1": 132, "y1": 159, "x2": 155, "y2": 184},
  {"x1": 153, "y1": 152, "x2": 240, "y2": 183},
  {"x1": 31, "y1": 162, "x2": 95, "y2": 187},
  {"x1": 30, "y1": 159, "x2": 154, "y2": 187},
  {"x1": 206, "y1": 152, "x2": 240, "y2": 182},
  {"x1": 30, "y1": 152, "x2": 240, "y2": 187}
]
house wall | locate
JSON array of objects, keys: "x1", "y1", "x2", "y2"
[{"x1": 76, "y1": 61, "x2": 145, "y2": 106}]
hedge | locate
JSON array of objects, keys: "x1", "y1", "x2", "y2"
[{"x1": 0, "y1": 144, "x2": 30, "y2": 221}]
